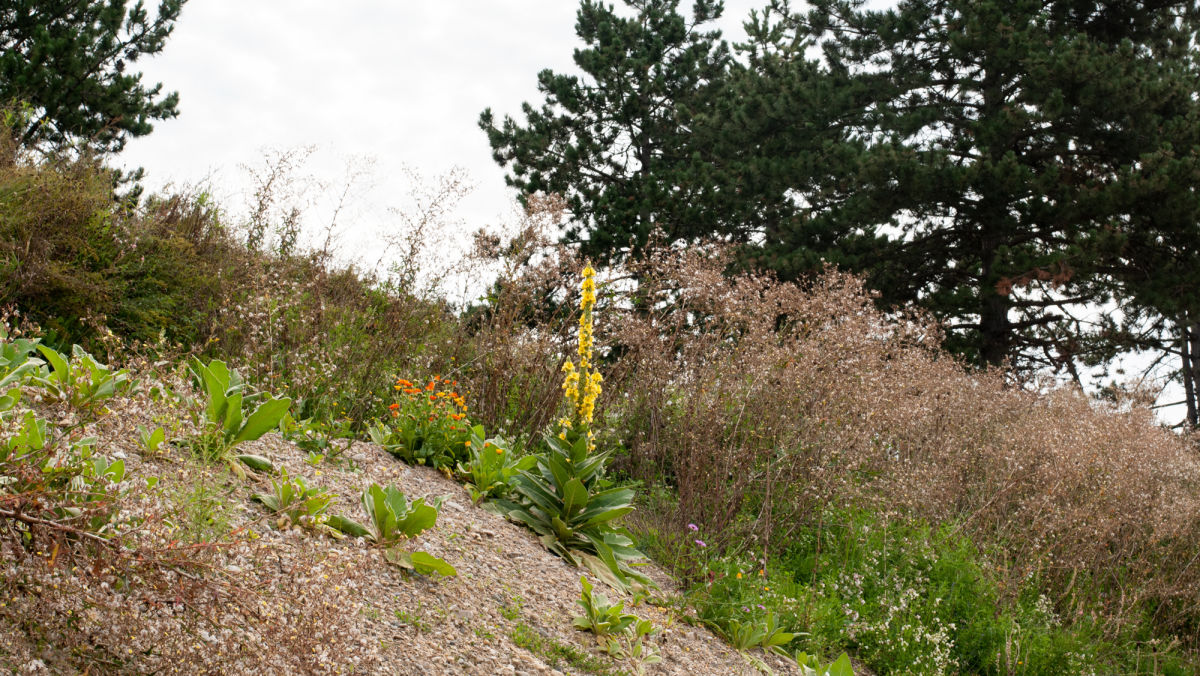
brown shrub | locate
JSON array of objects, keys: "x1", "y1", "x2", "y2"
[
  {"x1": 604, "y1": 245, "x2": 1200, "y2": 642},
  {"x1": 455, "y1": 196, "x2": 580, "y2": 441}
]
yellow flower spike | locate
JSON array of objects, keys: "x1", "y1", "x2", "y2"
[{"x1": 559, "y1": 263, "x2": 605, "y2": 443}]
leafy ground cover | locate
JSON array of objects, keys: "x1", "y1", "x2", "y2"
[{"x1": 0, "y1": 329, "x2": 808, "y2": 674}]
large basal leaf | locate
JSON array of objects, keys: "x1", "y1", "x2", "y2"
[
  {"x1": 561, "y1": 477, "x2": 588, "y2": 519},
  {"x1": 326, "y1": 514, "x2": 372, "y2": 539},
  {"x1": 408, "y1": 550, "x2": 457, "y2": 577},
  {"x1": 395, "y1": 499, "x2": 438, "y2": 537},
  {"x1": 826, "y1": 654, "x2": 855, "y2": 676},
  {"x1": 233, "y1": 396, "x2": 292, "y2": 444},
  {"x1": 575, "y1": 487, "x2": 634, "y2": 527},
  {"x1": 222, "y1": 391, "x2": 244, "y2": 439},
  {"x1": 511, "y1": 473, "x2": 562, "y2": 516}
]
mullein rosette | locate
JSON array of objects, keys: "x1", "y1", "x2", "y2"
[{"x1": 498, "y1": 264, "x2": 651, "y2": 592}]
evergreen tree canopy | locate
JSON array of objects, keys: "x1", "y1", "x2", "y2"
[
  {"x1": 480, "y1": 0, "x2": 730, "y2": 262},
  {"x1": 0, "y1": 0, "x2": 186, "y2": 154},
  {"x1": 751, "y1": 0, "x2": 1200, "y2": 370}
]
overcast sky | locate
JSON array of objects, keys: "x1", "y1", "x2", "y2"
[{"x1": 118, "y1": 0, "x2": 772, "y2": 262}]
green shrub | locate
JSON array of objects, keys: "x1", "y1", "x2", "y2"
[
  {"x1": 0, "y1": 156, "x2": 115, "y2": 345},
  {"x1": 770, "y1": 509, "x2": 1195, "y2": 675}
]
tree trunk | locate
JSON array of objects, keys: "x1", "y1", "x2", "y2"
[
  {"x1": 1183, "y1": 323, "x2": 1196, "y2": 428},
  {"x1": 976, "y1": 70, "x2": 1011, "y2": 368},
  {"x1": 979, "y1": 290, "x2": 1010, "y2": 368},
  {"x1": 1188, "y1": 318, "x2": 1200, "y2": 429}
]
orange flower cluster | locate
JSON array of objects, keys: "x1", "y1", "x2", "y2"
[{"x1": 391, "y1": 375, "x2": 469, "y2": 422}]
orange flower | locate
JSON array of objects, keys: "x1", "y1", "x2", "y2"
[
  {"x1": 429, "y1": 395, "x2": 437, "y2": 402},
  {"x1": 391, "y1": 410, "x2": 399, "y2": 418},
  {"x1": 425, "y1": 382, "x2": 435, "y2": 391},
  {"x1": 404, "y1": 388, "x2": 421, "y2": 395},
  {"x1": 388, "y1": 403, "x2": 400, "y2": 410}
]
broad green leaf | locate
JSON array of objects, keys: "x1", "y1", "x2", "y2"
[
  {"x1": 222, "y1": 391, "x2": 244, "y2": 438},
  {"x1": 561, "y1": 478, "x2": 588, "y2": 519},
  {"x1": 826, "y1": 654, "x2": 854, "y2": 676},
  {"x1": 396, "y1": 499, "x2": 438, "y2": 537},
  {"x1": 763, "y1": 630, "x2": 795, "y2": 648},
  {"x1": 0, "y1": 388, "x2": 20, "y2": 413},
  {"x1": 235, "y1": 454, "x2": 274, "y2": 472},
  {"x1": 206, "y1": 359, "x2": 231, "y2": 391},
  {"x1": 252, "y1": 492, "x2": 282, "y2": 512},
  {"x1": 545, "y1": 452, "x2": 573, "y2": 493},
  {"x1": 193, "y1": 359, "x2": 227, "y2": 423},
  {"x1": 22, "y1": 411, "x2": 45, "y2": 450},
  {"x1": 36, "y1": 344, "x2": 69, "y2": 379},
  {"x1": 551, "y1": 515, "x2": 575, "y2": 541},
  {"x1": 505, "y1": 506, "x2": 554, "y2": 536},
  {"x1": 102, "y1": 459, "x2": 125, "y2": 483},
  {"x1": 408, "y1": 550, "x2": 457, "y2": 576},
  {"x1": 232, "y1": 396, "x2": 292, "y2": 444},
  {"x1": 511, "y1": 474, "x2": 562, "y2": 515},
  {"x1": 327, "y1": 515, "x2": 372, "y2": 539},
  {"x1": 0, "y1": 361, "x2": 39, "y2": 389}
]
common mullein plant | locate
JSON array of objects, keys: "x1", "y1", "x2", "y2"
[{"x1": 498, "y1": 265, "x2": 651, "y2": 591}]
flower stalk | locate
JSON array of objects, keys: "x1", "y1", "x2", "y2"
[{"x1": 562, "y1": 264, "x2": 603, "y2": 451}]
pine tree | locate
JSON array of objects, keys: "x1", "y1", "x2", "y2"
[
  {"x1": 479, "y1": 0, "x2": 730, "y2": 262},
  {"x1": 0, "y1": 0, "x2": 186, "y2": 154},
  {"x1": 750, "y1": 0, "x2": 1200, "y2": 370}
]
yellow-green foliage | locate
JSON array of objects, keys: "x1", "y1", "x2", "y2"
[{"x1": 0, "y1": 153, "x2": 114, "y2": 340}]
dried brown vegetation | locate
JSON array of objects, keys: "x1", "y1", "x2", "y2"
[{"x1": 584, "y1": 246, "x2": 1200, "y2": 644}]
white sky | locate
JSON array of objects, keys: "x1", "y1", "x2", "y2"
[{"x1": 118, "y1": 0, "x2": 772, "y2": 263}]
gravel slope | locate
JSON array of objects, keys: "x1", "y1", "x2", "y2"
[{"x1": 0, "y1": 377, "x2": 806, "y2": 675}]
